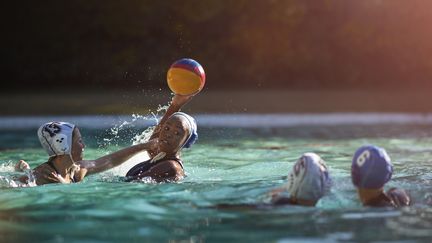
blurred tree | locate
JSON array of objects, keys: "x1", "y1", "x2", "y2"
[{"x1": 1, "y1": 0, "x2": 432, "y2": 91}]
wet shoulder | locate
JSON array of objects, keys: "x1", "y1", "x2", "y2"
[
  {"x1": 32, "y1": 162, "x2": 58, "y2": 185},
  {"x1": 33, "y1": 162, "x2": 55, "y2": 175},
  {"x1": 365, "y1": 188, "x2": 411, "y2": 208},
  {"x1": 126, "y1": 158, "x2": 183, "y2": 177},
  {"x1": 144, "y1": 159, "x2": 185, "y2": 182},
  {"x1": 155, "y1": 159, "x2": 185, "y2": 177},
  {"x1": 387, "y1": 187, "x2": 411, "y2": 207},
  {"x1": 125, "y1": 158, "x2": 184, "y2": 182}
]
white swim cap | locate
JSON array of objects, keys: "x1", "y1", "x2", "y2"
[
  {"x1": 37, "y1": 122, "x2": 75, "y2": 157},
  {"x1": 285, "y1": 153, "x2": 331, "y2": 202},
  {"x1": 170, "y1": 112, "x2": 198, "y2": 149}
]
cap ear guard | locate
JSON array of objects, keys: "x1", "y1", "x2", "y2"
[
  {"x1": 38, "y1": 121, "x2": 75, "y2": 157},
  {"x1": 170, "y1": 112, "x2": 198, "y2": 149},
  {"x1": 183, "y1": 130, "x2": 198, "y2": 148}
]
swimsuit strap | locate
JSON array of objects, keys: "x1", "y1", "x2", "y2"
[
  {"x1": 125, "y1": 157, "x2": 184, "y2": 178},
  {"x1": 173, "y1": 158, "x2": 184, "y2": 170},
  {"x1": 47, "y1": 158, "x2": 76, "y2": 183}
]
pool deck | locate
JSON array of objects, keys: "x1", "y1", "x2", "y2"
[{"x1": 0, "y1": 89, "x2": 430, "y2": 115}]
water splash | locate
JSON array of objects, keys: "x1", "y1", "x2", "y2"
[
  {"x1": 0, "y1": 161, "x2": 15, "y2": 172},
  {"x1": 99, "y1": 104, "x2": 169, "y2": 149},
  {"x1": 97, "y1": 104, "x2": 169, "y2": 176},
  {"x1": 132, "y1": 104, "x2": 169, "y2": 145},
  {"x1": 0, "y1": 176, "x2": 22, "y2": 188},
  {"x1": 0, "y1": 162, "x2": 36, "y2": 188},
  {"x1": 98, "y1": 115, "x2": 143, "y2": 150}
]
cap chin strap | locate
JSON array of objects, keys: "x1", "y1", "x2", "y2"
[
  {"x1": 171, "y1": 112, "x2": 196, "y2": 149},
  {"x1": 150, "y1": 130, "x2": 188, "y2": 163},
  {"x1": 51, "y1": 154, "x2": 78, "y2": 177},
  {"x1": 169, "y1": 121, "x2": 192, "y2": 153},
  {"x1": 150, "y1": 152, "x2": 167, "y2": 163}
]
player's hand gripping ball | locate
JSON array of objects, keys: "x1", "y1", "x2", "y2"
[{"x1": 167, "y1": 58, "x2": 205, "y2": 95}]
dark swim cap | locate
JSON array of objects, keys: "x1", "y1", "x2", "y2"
[{"x1": 351, "y1": 145, "x2": 393, "y2": 189}]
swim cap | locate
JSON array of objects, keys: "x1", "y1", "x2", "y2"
[
  {"x1": 351, "y1": 145, "x2": 393, "y2": 189},
  {"x1": 285, "y1": 153, "x2": 331, "y2": 202},
  {"x1": 38, "y1": 122, "x2": 75, "y2": 157},
  {"x1": 170, "y1": 112, "x2": 198, "y2": 149}
]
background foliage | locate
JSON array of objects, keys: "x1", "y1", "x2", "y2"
[{"x1": 3, "y1": 0, "x2": 432, "y2": 91}]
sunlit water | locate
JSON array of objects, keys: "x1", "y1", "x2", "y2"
[{"x1": 0, "y1": 115, "x2": 432, "y2": 242}]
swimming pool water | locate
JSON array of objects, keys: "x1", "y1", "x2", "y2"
[{"x1": 0, "y1": 118, "x2": 432, "y2": 242}]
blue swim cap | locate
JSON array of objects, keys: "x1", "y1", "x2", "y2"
[
  {"x1": 170, "y1": 112, "x2": 198, "y2": 149},
  {"x1": 351, "y1": 145, "x2": 393, "y2": 189}
]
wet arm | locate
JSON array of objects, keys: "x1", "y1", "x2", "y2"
[
  {"x1": 268, "y1": 187, "x2": 294, "y2": 205},
  {"x1": 268, "y1": 187, "x2": 285, "y2": 200},
  {"x1": 149, "y1": 94, "x2": 193, "y2": 140},
  {"x1": 79, "y1": 140, "x2": 156, "y2": 175}
]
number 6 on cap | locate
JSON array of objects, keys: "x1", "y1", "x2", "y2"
[{"x1": 356, "y1": 150, "x2": 370, "y2": 167}]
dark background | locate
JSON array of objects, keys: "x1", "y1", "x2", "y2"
[{"x1": 2, "y1": 0, "x2": 432, "y2": 93}]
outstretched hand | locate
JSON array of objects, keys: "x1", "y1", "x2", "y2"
[
  {"x1": 15, "y1": 160, "x2": 30, "y2": 172},
  {"x1": 50, "y1": 172, "x2": 69, "y2": 184},
  {"x1": 149, "y1": 93, "x2": 195, "y2": 143}
]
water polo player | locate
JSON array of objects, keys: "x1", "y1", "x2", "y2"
[
  {"x1": 16, "y1": 58, "x2": 203, "y2": 185},
  {"x1": 125, "y1": 95, "x2": 198, "y2": 182},
  {"x1": 216, "y1": 153, "x2": 331, "y2": 209},
  {"x1": 351, "y1": 145, "x2": 411, "y2": 208},
  {"x1": 123, "y1": 58, "x2": 202, "y2": 182},
  {"x1": 269, "y1": 153, "x2": 331, "y2": 206},
  {"x1": 16, "y1": 121, "x2": 158, "y2": 185}
]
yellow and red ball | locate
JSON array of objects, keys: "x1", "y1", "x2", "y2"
[{"x1": 167, "y1": 58, "x2": 205, "y2": 95}]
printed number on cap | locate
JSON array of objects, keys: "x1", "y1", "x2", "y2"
[
  {"x1": 356, "y1": 150, "x2": 370, "y2": 167},
  {"x1": 294, "y1": 158, "x2": 305, "y2": 175}
]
